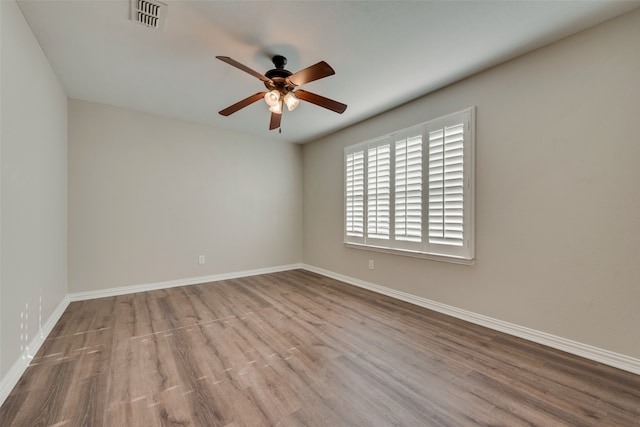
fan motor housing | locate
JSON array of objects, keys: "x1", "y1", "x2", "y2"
[
  {"x1": 265, "y1": 69, "x2": 292, "y2": 80},
  {"x1": 265, "y1": 55, "x2": 293, "y2": 91}
]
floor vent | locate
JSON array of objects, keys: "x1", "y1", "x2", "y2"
[{"x1": 131, "y1": 0, "x2": 166, "y2": 30}]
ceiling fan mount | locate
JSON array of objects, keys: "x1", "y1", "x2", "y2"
[
  {"x1": 265, "y1": 55, "x2": 289, "y2": 74},
  {"x1": 216, "y1": 54, "x2": 347, "y2": 131}
]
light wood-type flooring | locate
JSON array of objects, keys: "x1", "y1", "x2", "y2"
[{"x1": 1, "y1": 269, "x2": 639, "y2": 426}]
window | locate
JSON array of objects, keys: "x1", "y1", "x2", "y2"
[{"x1": 344, "y1": 107, "x2": 475, "y2": 263}]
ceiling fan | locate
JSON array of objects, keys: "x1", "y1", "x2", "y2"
[{"x1": 216, "y1": 55, "x2": 347, "y2": 131}]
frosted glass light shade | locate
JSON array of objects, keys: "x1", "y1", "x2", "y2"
[
  {"x1": 269, "y1": 100, "x2": 283, "y2": 114},
  {"x1": 283, "y1": 92, "x2": 300, "y2": 111},
  {"x1": 264, "y1": 90, "x2": 280, "y2": 107}
]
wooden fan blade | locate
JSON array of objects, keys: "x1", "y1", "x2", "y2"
[
  {"x1": 216, "y1": 56, "x2": 271, "y2": 82},
  {"x1": 295, "y1": 90, "x2": 347, "y2": 114},
  {"x1": 269, "y1": 112, "x2": 282, "y2": 130},
  {"x1": 287, "y1": 61, "x2": 335, "y2": 87},
  {"x1": 219, "y1": 92, "x2": 266, "y2": 116}
]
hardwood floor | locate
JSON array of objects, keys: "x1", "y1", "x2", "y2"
[{"x1": 1, "y1": 269, "x2": 639, "y2": 426}]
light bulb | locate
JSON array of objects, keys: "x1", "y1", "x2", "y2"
[
  {"x1": 269, "y1": 100, "x2": 283, "y2": 114},
  {"x1": 264, "y1": 90, "x2": 280, "y2": 107},
  {"x1": 283, "y1": 92, "x2": 300, "y2": 111}
]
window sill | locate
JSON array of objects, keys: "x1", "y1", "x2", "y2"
[{"x1": 344, "y1": 242, "x2": 475, "y2": 266}]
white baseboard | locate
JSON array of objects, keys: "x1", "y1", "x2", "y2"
[
  {"x1": 68, "y1": 263, "x2": 304, "y2": 301},
  {"x1": 301, "y1": 264, "x2": 640, "y2": 376},
  {"x1": 0, "y1": 295, "x2": 70, "y2": 406}
]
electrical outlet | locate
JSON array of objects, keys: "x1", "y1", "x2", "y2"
[
  {"x1": 198, "y1": 255, "x2": 205, "y2": 265},
  {"x1": 368, "y1": 259, "x2": 374, "y2": 270}
]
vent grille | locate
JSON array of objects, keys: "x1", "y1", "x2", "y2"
[{"x1": 132, "y1": 0, "x2": 166, "y2": 29}]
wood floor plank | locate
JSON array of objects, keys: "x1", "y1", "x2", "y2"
[
  {"x1": 2, "y1": 269, "x2": 640, "y2": 426},
  {"x1": 8, "y1": 360, "x2": 75, "y2": 426}
]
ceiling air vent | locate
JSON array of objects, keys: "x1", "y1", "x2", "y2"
[{"x1": 131, "y1": 0, "x2": 166, "y2": 30}]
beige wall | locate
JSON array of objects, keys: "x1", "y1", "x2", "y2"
[
  {"x1": 303, "y1": 9, "x2": 640, "y2": 359},
  {"x1": 68, "y1": 100, "x2": 303, "y2": 292},
  {"x1": 1, "y1": 0, "x2": 68, "y2": 379}
]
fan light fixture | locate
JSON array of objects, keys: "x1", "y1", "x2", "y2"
[{"x1": 265, "y1": 89, "x2": 299, "y2": 114}]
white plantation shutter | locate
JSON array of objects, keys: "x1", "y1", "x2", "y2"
[
  {"x1": 367, "y1": 143, "x2": 391, "y2": 240},
  {"x1": 345, "y1": 150, "x2": 365, "y2": 239},
  {"x1": 395, "y1": 134, "x2": 422, "y2": 243},
  {"x1": 344, "y1": 107, "x2": 474, "y2": 263},
  {"x1": 428, "y1": 123, "x2": 464, "y2": 246}
]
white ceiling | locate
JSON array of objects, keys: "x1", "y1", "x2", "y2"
[{"x1": 17, "y1": 0, "x2": 640, "y2": 144}]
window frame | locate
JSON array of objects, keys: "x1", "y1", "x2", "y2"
[{"x1": 343, "y1": 107, "x2": 475, "y2": 265}]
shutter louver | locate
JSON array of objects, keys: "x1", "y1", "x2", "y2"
[
  {"x1": 345, "y1": 151, "x2": 365, "y2": 237},
  {"x1": 367, "y1": 144, "x2": 391, "y2": 239},
  {"x1": 429, "y1": 123, "x2": 464, "y2": 246},
  {"x1": 395, "y1": 135, "x2": 422, "y2": 242}
]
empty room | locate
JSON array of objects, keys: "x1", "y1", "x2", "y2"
[{"x1": 1, "y1": 0, "x2": 640, "y2": 425}]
